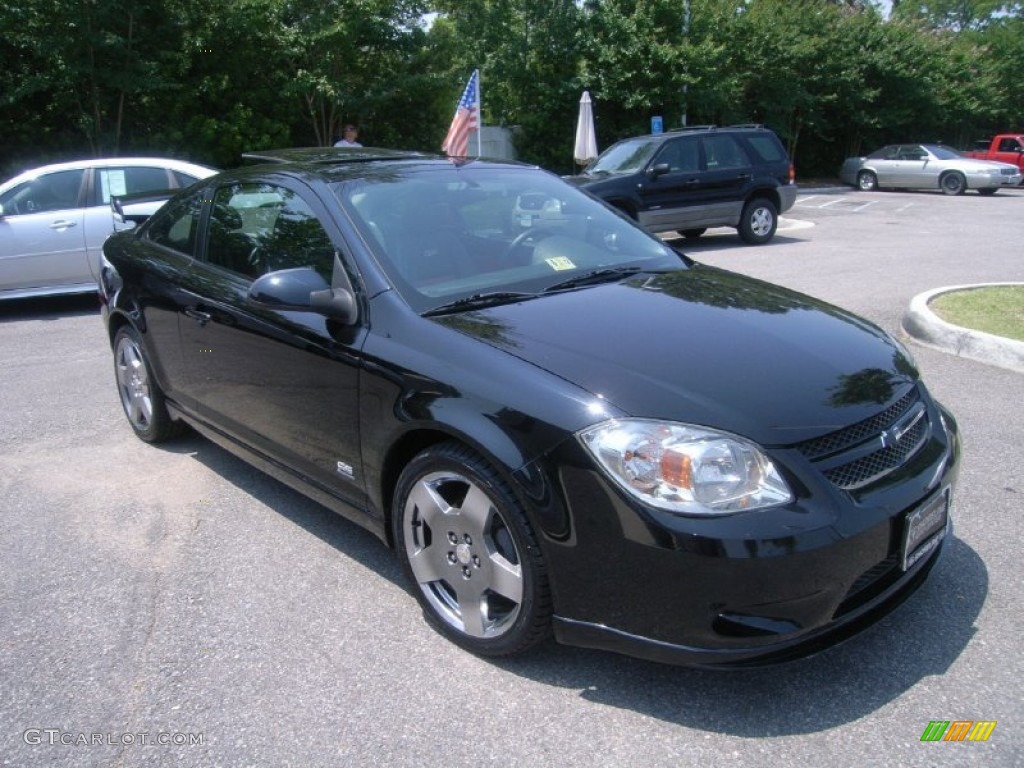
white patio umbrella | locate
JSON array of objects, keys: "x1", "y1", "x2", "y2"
[{"x1": 573, "y1": 91, "x2": 598, "y2": 168}]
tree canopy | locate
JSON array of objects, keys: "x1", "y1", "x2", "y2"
[{"x1": 1, "y1": 0, "x2": 1021, "y2": 179}]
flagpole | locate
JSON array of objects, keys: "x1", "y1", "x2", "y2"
[{"x1": 475, "y1": 68, "x2": 482, "y2": 158}]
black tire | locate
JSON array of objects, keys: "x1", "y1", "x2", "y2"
[
  {"x1": 978, "y1": 188, "x2": 998, "y2": 196},
  {"x1": 678, "y1": 228, "x2": 707, "y2": 240},
  {"x1": 112, "y1": 325, "x2": 181, "y2": 443},
  {"x1": 856, "y1": 170, "x2": 878, "y2": 191},
  {"x1": 738, "y1": 198, "x2": 778, "y2": 245},
  {"x1": 392, "y1": 442, "x2": 551, "y2": 656},
  {"x1": 940, "y1": 172, "x2": 966, "y2": 196}
]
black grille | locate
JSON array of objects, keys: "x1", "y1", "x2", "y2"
[
  {"x1": 823, "y1": 410, "x2": 928, "y2": 490},
  {"x1": 793, "y1": 386, "x2": 932, "y2": 492},
  {"x1": 796, "y1": 387, "x2": 918, "y2": 460}
]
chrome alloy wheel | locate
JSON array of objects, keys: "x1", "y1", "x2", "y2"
[
  {"x1": 115, "y1": 334, "x2": 154, "y2": 431},
  {"x1": 749, "y1": 205, "x2": 774, "y2": 238},
  {"x1": 401, "y1": 470, "x2": 524, "y2": 638}
]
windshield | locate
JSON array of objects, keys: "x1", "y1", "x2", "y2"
[
  {"x1": 335, "y1": 166, "x2": 683, "y2": 313},
  {"x1": 586, "y1": 138, "x2": 660, "y2": 174}
]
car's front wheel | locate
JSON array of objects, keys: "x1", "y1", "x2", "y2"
[
  {"x1": 113, "y1": 325, "x2": 180, "y2": 443},
  {"x1": 857, "y1": 170, "x2": 878, "y2": 191},
  {"x1": 738, "y1": 198, "x2": 778, "y2": 245},
  {"x1": 941, "y1": 172, "x2": 966, "y2": 196},
  {"x1": 393, "y1": 442, "x2": 551, "y2": 656}
]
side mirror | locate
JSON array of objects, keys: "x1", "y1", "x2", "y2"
[
  {"x1": 647, "y1": 163, "x2": 670, "y2": 179},
  {"x1": 249, "y1": 266, "x2": 357, "y2": 324},
  {"x1": 247, "y1": 264, "x2": 360, "y2": 325}
]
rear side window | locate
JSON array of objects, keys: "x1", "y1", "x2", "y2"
[
  {"x1": 702, "y1": 135, "x2": 749, "y2": 169},
  {"x1": 147, "y1": 192, "x2": 204, "y2": 256},
  {"x1": 174, "y1": 171, "x2": 198, "y2": 187},
  {"x1": 94, "y1": 167, "x2": 172, "y2": 205},
  {"x1": 745, "y1": 135, "x2": 786, "y2": 163}
]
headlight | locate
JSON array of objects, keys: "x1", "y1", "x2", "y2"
[{"x1": 578, "y1": 420, "x2": 793, "y2": 516}]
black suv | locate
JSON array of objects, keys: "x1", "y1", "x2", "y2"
[{"x1": 567, "y1": 124, "x2": 797, "y2": 245}]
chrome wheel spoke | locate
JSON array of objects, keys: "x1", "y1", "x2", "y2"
[
  {"x1": 486, "y1": 552, "x2": 523, "y2": 603},
  {"x1": 407, "y1": 541, "x2": 447, "y2": 586},
  {"x1": 453, "y1": 582, "x2": 488, "y2": 637},
  {"x1": 406, "y1": 479, "x2": 450, "y2": 529},
  {"x1": 458, "y1": 483, "x2": 494, "y2": 537}
]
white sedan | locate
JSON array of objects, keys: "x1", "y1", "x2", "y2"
[
  {"x1": 839, "y1": 143, "x2": 1021, "y2": 195},
  {"x1": 0, "y1": 157, "x2": 216, "y2": 300}
]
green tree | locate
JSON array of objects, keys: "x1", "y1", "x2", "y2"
[{"x1": 430, "y1": 0, "x2": 585, "y2": 171}]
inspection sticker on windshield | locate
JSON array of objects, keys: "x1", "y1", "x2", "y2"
[{"x1": 545, "y1": 257, "x2": 576, "y2": 271}]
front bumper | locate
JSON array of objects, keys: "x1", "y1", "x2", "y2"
[
  {"x1": 538, "y1": 397, "x2": 960, "y2": 667},
  {"x1": 552, "y1": 514, "x2": 950, "y2": 669}
]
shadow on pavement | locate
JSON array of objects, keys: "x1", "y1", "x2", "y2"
[{"x1": 0, "y1": 293, "x2": 100, "y2": 322}]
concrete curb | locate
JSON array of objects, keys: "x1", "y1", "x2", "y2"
[{"x1": 902, "y1": 283, "x2": 1024, "y2": 373}]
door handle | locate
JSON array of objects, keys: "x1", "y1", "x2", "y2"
[
  {"x1": 185, "y1": 308, "x2": 212, "y2": 326},
  {"x1": 49, "y1": 220, "x2": 78, "y2": 229}
]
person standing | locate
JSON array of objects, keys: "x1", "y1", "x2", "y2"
[{"x1": 334, "y1": 124, "x2": 362, "y2": 147}]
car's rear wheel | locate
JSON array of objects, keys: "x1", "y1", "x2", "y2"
[
  {"x1": 113, "y1": 326, "x2": 180, "y2": 443},
  {"x1": 738, "y1": 198, "x2": 778, "y2": 245},
  {"x1": 941, "y1": 172, "x2": 966, "y2": 196},
  {"x1": 978, "y1": 188, "x2": 998, "y2": 196},
  {"x1": 393, "y1": 442, "x2": 551, "y2": 656},
  {"x1": 679, "y1": 228, "x2": 707, "y2": 240},
  {"x1": 857, "y1": 170, "x2": 878, "y2": 191}
]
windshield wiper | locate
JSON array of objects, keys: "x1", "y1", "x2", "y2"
[
  {"x1": 543, "y1": 266, "x2": 654, "y2": 293},
  {"x1": 422, "y1": 291, "x2": 539, "y2": 317}
]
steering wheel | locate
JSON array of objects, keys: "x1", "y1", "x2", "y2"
[{"x1": 502, "y1": 227, "x2": 550, "y2": 262}]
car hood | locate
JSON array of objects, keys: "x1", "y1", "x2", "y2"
[{"x1": 436, "y1": 266, "x2": 919, "y2": 446}]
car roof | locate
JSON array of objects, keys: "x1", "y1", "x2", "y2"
[
  {"x1": 1, "y1": 157, "x2": 217, "y2": 190},
  {"x1": 612, "y1": 124, "x2": 775, "y2": 143},
  {"x1": 234, "y1": 147, "x2": 533, "y2": 183}
]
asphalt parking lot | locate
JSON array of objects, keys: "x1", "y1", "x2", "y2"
[{"x1": 1, "y1": 185, "x2": 1022, "y2": 767}]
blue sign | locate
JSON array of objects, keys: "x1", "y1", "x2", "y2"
[{"x1": 651, "y1": 116, "x2": 664, "y2": 135}]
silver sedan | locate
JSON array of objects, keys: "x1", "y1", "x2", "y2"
[
  {"x1": 0, "y1": 157, "x2": 216, "y2": 301},
  {"x1": 839, "y1": 143, "x2": 1021, "y2": 195}
]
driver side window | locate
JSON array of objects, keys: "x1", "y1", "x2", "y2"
[{"x1": 205, "y1": 183, "x2": 335, "y2": 282}]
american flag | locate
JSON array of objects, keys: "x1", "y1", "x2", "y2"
[{"x1": 442, "y1": 70, "x2": 479, "y2": 157}]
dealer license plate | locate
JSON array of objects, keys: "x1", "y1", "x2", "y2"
[{"x1": 901, "y1": 488, "x2": 950, "y2": 571}]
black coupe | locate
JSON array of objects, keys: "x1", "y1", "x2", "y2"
[{"x1": 99, "y1": 148, "x2": 960, "y2": 667}]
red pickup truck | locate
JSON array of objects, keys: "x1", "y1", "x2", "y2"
[{"x1": 964, "y1": 134, "x2": 1024, "y2": 175}]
